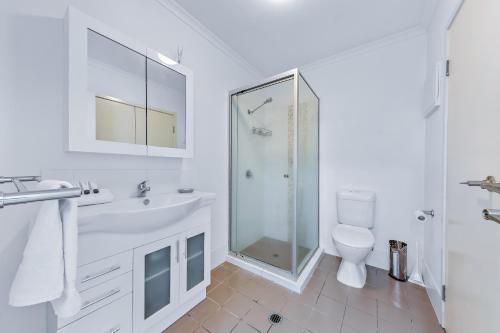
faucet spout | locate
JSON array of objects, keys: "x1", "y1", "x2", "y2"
[{"x1": 137, "y1": 180, "x2": 151, "y2": 197}]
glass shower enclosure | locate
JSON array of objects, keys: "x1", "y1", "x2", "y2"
[{"x1": 230, "y1": 69, "x2": 319, "y2": 278}]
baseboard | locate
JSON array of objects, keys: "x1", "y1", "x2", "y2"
[{"x1": 423, "y1": 261, "x2": 443, "y2": 324}]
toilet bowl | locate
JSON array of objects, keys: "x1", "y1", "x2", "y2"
[
  {"x1": 332, "y1": 224, "x2": 374, "y2": 288},
  {"x1": 333, "y1": 190, "x2": 376, "y2": 288}
]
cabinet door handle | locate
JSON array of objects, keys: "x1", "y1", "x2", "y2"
[
  {"x1": 81, "y1": 265, "x2": 121, "y2": 283},
  {"x1": 107, "y1": 326, "x2": 120, "y2": 333},
  {"x1": 81, "y1": 288, "x2": 120, "y2": 310},
  {"x1": 184, "y1": 237, "x2": 188, "y2": 259},
  {"x1": 176, "y1": 240, "x2": 180, "y2": 263}
]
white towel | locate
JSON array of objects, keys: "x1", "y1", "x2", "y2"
[{"x1": 9, "y1": 180, "x2": 81, "y2": 317}]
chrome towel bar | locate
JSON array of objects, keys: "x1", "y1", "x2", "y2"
[{"x1": 0, "y1": 176, "x2": 82, "y2": 208}]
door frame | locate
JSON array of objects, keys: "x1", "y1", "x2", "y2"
[{"x1": 440, "y1": 0, "x2": 465, "y2": 328}]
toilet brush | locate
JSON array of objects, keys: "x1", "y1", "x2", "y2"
[{"x1": 408, "y1": 241, "x2": 425, "y2": 286}]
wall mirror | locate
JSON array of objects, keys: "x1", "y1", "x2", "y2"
[{"x1": 66, "y1": 7, "x2": 193, "y2": 158}]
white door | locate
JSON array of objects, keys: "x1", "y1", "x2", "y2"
[
  {"x1": 179, "y1": 223, "x2": 211, "y2": 303},
  {"x1": 445, "y1": 0, "x2": 500, "y2": 331},
  {"x1": 133, "y1": 236, "x2": 180, "y2": 333},
  {"x1": 423, "y1": 107, "x2": 446, "y2": 323}
]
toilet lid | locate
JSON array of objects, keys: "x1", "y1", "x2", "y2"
[{"x1": 332, "y1": 224, "x2": 374, "y2": 248}]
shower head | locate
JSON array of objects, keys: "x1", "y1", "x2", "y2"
[{"x1": 248, "y1": 97, "x2": 273, "y2": 115}]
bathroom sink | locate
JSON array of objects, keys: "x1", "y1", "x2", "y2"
[{"x1": 78, "y1": 192, "x2": 212, "y2": 234}]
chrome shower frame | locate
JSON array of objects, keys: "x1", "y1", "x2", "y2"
[{"x1": 228, "y1": 69, "x2": 320, "y2": 280}]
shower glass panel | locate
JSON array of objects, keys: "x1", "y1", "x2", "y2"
[
  {"x1": 231, "y1": 76, "x2": 295, "y2": 272},
  {"x1": 230, "y1": 70, "x2": 319, "y2": 277},
  {"x1": 296, "y1": 75, "x2": 319, "y2": 274}
]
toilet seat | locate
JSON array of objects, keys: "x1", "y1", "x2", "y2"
[{"x1": 332, "y1": 224, "x2": 374, "y2": 248}]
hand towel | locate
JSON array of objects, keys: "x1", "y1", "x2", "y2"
[{"x1": 9, "y1": 180, "x2": 81, "y2": 317}]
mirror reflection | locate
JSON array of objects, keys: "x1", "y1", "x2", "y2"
[
  {"x1": 87, "y1": 29, "x2": 187, "y2": 149},
  {"x1": 147, "y1": 58, "x2": 186, "y2": 149}
]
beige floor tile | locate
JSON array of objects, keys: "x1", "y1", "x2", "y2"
[
  {"x1": 304, "y1": 309, "x2": 342, "y2": 333},
  {"x1": 314, "y1": 295, "x2": 345, "y2": 322},
  {"x1": 223, "y1": 292, "x2": 254, "y2": 318},
  {"x1": 207, "y1": 281, "x2": 221, "y2": 294},
  {"x1": 238, "y1": 279, "x2": 268, "y2": 301},
  {"x1": 258, "y1": 283, "x2": 290, "y2": 311},
  {"x1": 282, "y1": 300, "x2": 313, "y2": 324},
  {"x1": 189, "y1": 298, "x2": 220, "y2": 323},
  {"x1": 377, "y1": 301, "x2": 412, "y2": 326},
  {"x1": 163, "y1": 315, "x2": 199, "y2": 333},
  {"x1": 193, "y1": 327, "x2": 209, "y2": 333},
  {"x1": 378, "y1": 318, "x2": 413, "y2": 333},
  {"x1": 304, "y1": 275, "x2": 326, "y2": 294},
  {"x1": 268, "y1": 317, "x2": 304, "y2": 333},
  {"x1": 288, "y1": 288, "x2": 319, "y2": 307},
  {"x1": 244, "y1": 303, "x2": 272, "y2": 333},
  {"x1": 231, "y1": 322, "x2": 260, "y2": 333},
  {"x1": 321, "y1": 278, "x2": 349, "y2": 303},
  {"x1": 221, "y1": 261, "x2": 240, "y2": 273},
  {"x1": 407, "y1": 297, "x2": 439, "y2": 324},
  {"x1": 208, "y1": 284, "x2": 235, "y2": 305},
  {"x1": 228, "y1": 270, "x2": 253, "y2": 289},
  {"x1": 343, "y1": 306, "x2": 377, "y2": 333},
  {"x1": 211, "y1": 266, "x2": 233, "y2": 283},
  {"x1": 202, "y1": 309, "x2": 239, "y2": 333},
  {"x1": 347, "y1": 292, "x2": 377, "y2": 316}
]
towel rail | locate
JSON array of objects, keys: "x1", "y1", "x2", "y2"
[{"x1": 0, "y1": 176, "x2": 82, "y2": 208}]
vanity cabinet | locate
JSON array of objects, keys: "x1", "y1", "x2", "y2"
[
  {"x1": 48, "y1": 200, "x2": 213, "y2": 333},
  {"x1": 133, "y1": 224, "x2": 210, "y2": 332}
]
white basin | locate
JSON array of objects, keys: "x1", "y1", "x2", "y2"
[{"x1": 78, "y1": 193, "x2": 209, "y2": 234}]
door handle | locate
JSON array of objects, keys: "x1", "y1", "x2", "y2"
[
  {"x1": 461, "y1": 176, "x2": 500, "y2": 194},
  {"x1": 483, "y1": 209, "x2": 500, "y2": 224},
  {"x1": 176, "y1": 240, "x2": 180, "y2": 263}
]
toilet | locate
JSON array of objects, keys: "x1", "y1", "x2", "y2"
[{"x1": 332, "y1": 190, "x2": 376, "y2": 288}]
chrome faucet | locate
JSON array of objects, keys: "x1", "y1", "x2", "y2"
[{"x1": 137, "y1": 180, "x2": 151, "y2": 197}]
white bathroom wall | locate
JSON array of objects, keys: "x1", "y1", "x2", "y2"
[
  {"x1": 301, "y1": 30, "x2": 427, "y2": 270},
  {"x1": 422, "y1": 0, "x2": 463, "y2": 323},
  {"x1": 0, "y1": 0, "x2": 259, "y2": 332}
]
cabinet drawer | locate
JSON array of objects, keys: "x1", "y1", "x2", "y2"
[
  {"x1": 77, "y1": 251, "x2": 132, "y2": 291},
  {"x1": 58, "y1": 294, "x2": 132, "y2": 333},
  {"x1": 59, "y1": 272, "x2": 132, "y2": 328}
]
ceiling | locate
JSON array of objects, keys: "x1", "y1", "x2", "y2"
[{"x1": 173, "y1": 0, "x2": 432, "y2": 75}]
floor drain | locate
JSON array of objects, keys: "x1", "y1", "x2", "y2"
[{"x1": 268, "y1": 313, "x2": 282, "y2": 325}]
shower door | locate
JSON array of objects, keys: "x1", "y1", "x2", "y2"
[{"x1": 230, "y1": 75, "x2": 296, "y2": 273}]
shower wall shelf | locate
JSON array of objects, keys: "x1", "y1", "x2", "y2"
[{"x1": 252, "y1": 127, "x2": 272, "y2": 137}]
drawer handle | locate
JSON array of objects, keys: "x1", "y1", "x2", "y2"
[
  {"x1": 81, "y1": 265, "x2": 121, "y2": 283},
  {"x1": 108, "y1": 326, "x2": 120, "y2": 333},
  {"x1": 81, "y1": 288, "x2": 120, "y2": 310}
]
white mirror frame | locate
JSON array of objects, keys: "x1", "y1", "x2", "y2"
[{"x1": 65, "y1": 6, "x2": 194, "y2": 158}]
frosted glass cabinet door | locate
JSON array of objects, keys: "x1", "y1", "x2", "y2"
[
  {"x1": 133, "y1": 236, "x2": 179, "y2": 332},
  {"x1": 180, "y1": 224, "x2": 210, "y2": 302}
]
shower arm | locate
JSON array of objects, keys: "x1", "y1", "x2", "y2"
[{"x1": 248, "y1": 98, "x2": 272, "y2": 115}]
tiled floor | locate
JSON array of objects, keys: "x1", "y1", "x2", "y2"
[{"x1": 164, "y1": 254, "x2": 444, "y2": 333}]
